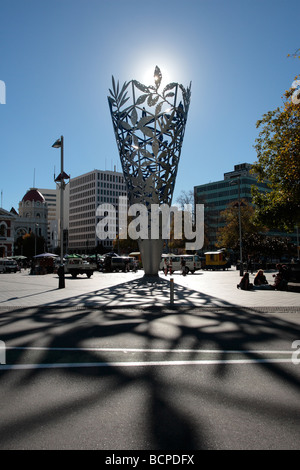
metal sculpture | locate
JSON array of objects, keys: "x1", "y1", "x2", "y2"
[{"x1": 108, "y1": 66, "x2": 191, "y2": 275}]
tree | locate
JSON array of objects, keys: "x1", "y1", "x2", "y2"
[
  {"x1": 112, "y1": 233, "x2": 139, "y2": 255},
  {"x1": 14, "y1": 233, "x2": 46, "y2": 258},
  {"x1": 216, "y1": 200, "x2": 265, "y2": 257},
  {"x1": 176, "y1": 190, "x2": 194, "y2": 210},
  {"x1": 216, "y1": 200, "x2": 297, "y2": 260},
  {"x1": 251, "y1": 74, "x2": 300, "y2": 231}
]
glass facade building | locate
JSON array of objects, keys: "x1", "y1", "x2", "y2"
[{"x1": 194, "y1": 163, "x2": 296, "y2": 249}]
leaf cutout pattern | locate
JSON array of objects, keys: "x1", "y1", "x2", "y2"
[
  {"x1": 131, "y1": 108, "x2": 138, "y2": 126},
  {"x1": 136, "y1": 94, "x2": 148, "y2": 105},
  {"x1": 154, "y1": 66, "x2": 162, "y2": 89},
  {"x1": 108, "y1": 67, "x2": 191, "y2": 207},
  {"x1": 133, "y1": 81, "x2": 149, "y2": 93},
  {"x1": 163, "y1": 82, "x2": 177, "y2": 94},
  {"x1": 120, "y1": 120, "x2": 132, "y2": 130},
  {"x1": 147, "y1": 94, "x2": 160, "y2": 107},
  {"x1": 155, "y1": 102, "x2": 163, "y2": 116}
]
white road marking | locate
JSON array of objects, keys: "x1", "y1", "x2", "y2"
[
  {"x1": 1, "y1": 346, "x2": 295, "y2": 370},
  {"x1": 0, "y1": 358, "x2": 294, "y2": 370},
  {"x1": 5, "y1": 346, "x2": 294, "y2": 354}
]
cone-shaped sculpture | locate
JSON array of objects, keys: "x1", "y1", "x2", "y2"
[{"x1": 108, "y1": 66, "x2": 191, "y2": 276}]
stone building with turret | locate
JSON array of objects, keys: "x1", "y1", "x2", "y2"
[{"x1": 15, "y1": 188, "x2": 48, "y2": 243}]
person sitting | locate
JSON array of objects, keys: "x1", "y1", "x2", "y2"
[
  {"x1": 271, "y1": 264, "x2": 289, "y2": 291},
  {"x1": 253, "y1": 269, "x2": 273, "y2": 289},
  {"x1": 237, "y1": 272, "x2": 253, "y2": 290},
  {"x1": 254, "y1": 269, "x2": 268, "y2": 286}
]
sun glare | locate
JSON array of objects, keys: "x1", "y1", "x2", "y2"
[
  {"x1": 141, "y1": 65, "x2": 173, "y2": 89},
  {"x1": 128, "y1": 55, "x2": 190, "y2": 94}
]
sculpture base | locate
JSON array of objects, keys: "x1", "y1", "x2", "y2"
[{"x1": 138, "y1": 238, "x2": 164, "y2": 276}]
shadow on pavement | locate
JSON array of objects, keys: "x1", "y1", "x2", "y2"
[{"x1": 0, "y1": 276, "x2": 300, "y2": 450}]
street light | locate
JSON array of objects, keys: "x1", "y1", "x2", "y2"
[
  {"x1": 52, "y1": 136, "x2": 70, "y2": 289},
  {"x1": 230, "y1": 176, "x2": 244, "y2": 276},
  {"x1": 34, "y1": 223, "x2": 39, "y2": 257}
]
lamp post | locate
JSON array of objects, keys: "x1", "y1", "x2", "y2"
[
  {"x1": 52, "y1": 136, "x2": 70, "y2": 289},
  {"x1": 237, "y1": 177, "x2": 244, "y2": 276},
  {"x1": 34, "y1": 223, "x2": 39, "y2": 257},
  {"x1": 231, "y1": 176, "x2": 244, "y2": 276}
]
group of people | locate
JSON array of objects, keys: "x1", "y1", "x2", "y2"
[
  {"x1": 163, "y1": 257, "x2": 188, "y2": 276},
  {"x1": 237, "y1": 264, "x2": 289, "y2": 291}
]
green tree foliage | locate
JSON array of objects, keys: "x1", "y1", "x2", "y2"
[
  {"x1": 216, "y1": 200, "x2": 296, "y2": 259},
  {"x1": 14, "y1": 233, "x2": 45, "y2": 258},
  {"x1": 216, "y1": 201, "x2": 264, "y2": 255},
  {"x1": 251, "y1": 75, "x2": 300, "y2": 231}
]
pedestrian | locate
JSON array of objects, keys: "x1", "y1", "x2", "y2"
[
  {"x1": 254, "y1": 269, "x2": 268, "y2": 286},
  {"x1": 247, "y1": 256, "x2": 253, "y2": 274},
  {"x1": 164, "y1": 258, "x2": 168, "y2": 276},
  {"x1": 181, "y1": 257, "x2": 187, "y2": 276},
  {"x1": 253, "y1": 269, "x2": 272, "y2": 289},
  {"x1": 271, "y1": 264, "x2": 289, "y2": 291},
  {"x1": 169, "y1": 257, "x2": 173, "y2": 275},
  {"x1": 237, "y1": 272, "x2": 253, "y2": 290}
]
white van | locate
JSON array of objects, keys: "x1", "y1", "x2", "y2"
[
  {"x1": 178, "y1": 255, "x2": 202, "y2": 273},
  {"x1": 160, "y1": 254, "x2": 201, "y2": 274},
  {"x1": 0, "y1": 258, "x2": 18, "y2": 273},
  {"x1": 160, "y1": 254, "x2": 181, "y2": 273}
]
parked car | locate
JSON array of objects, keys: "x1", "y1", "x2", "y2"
[
  {"x1": 0, "y1": 258, "x2": 18, "y2": 273},
  {"x1": 102, "y1": 255, "x2": 133, "y2": 272},
  {"x1": 64, "y1": 257, "x2": 96, "y2": 278}
]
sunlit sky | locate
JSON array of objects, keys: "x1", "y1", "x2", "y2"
[{"x1": 1, "y1": 0, "x2": 299, "y2": 211}]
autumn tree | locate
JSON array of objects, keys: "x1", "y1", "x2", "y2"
[
  {"x1": 251, "y1": 73, "x2": 300, "y2": 231},
  {"x1": 216, "y1": 200, "x2": 265, "y2": 257},
  {"x1": 216, "y1": 200, "x2": 297, "y2": 259},
  {"x1": 14, "y1": 233, "x2": 46, "y2": 258}
]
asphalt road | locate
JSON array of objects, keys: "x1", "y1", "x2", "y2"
[{"x1": 1, "y1": 299, "x2": 300, "y2": 450}]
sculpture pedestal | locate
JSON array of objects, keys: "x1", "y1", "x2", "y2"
[{"x1": 138, "y1": 238, "x2": 164, "y2": 276}]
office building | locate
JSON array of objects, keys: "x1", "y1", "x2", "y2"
[
  {"x1": 68, "y1": 169, "x2": 127, "y2": 253},
  {"x1": 194, "y1": 163, "x2": 296, "y2": 249},
  {"x1": 38, "y1": 187, "x2": 69, "y2": 253}
]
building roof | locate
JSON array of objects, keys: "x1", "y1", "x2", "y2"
[
  {"x1": 0, "y1": 207, "x2": 18, "y2": 219},
  {"x1": 22, "y1": 188, "x2": 45, "y2": 203}
]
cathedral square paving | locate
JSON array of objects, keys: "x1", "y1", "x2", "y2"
[{"x1": 0, "y1": 267, "x2": 299, "y2": 311}]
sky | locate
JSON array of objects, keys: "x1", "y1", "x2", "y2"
[{"x1": 1, "y1": 0, "x2": 299, "y2": 211}]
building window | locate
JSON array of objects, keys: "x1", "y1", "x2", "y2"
[{"x1": 0, "y1": 223, "x2": 7, "y2": 237}]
